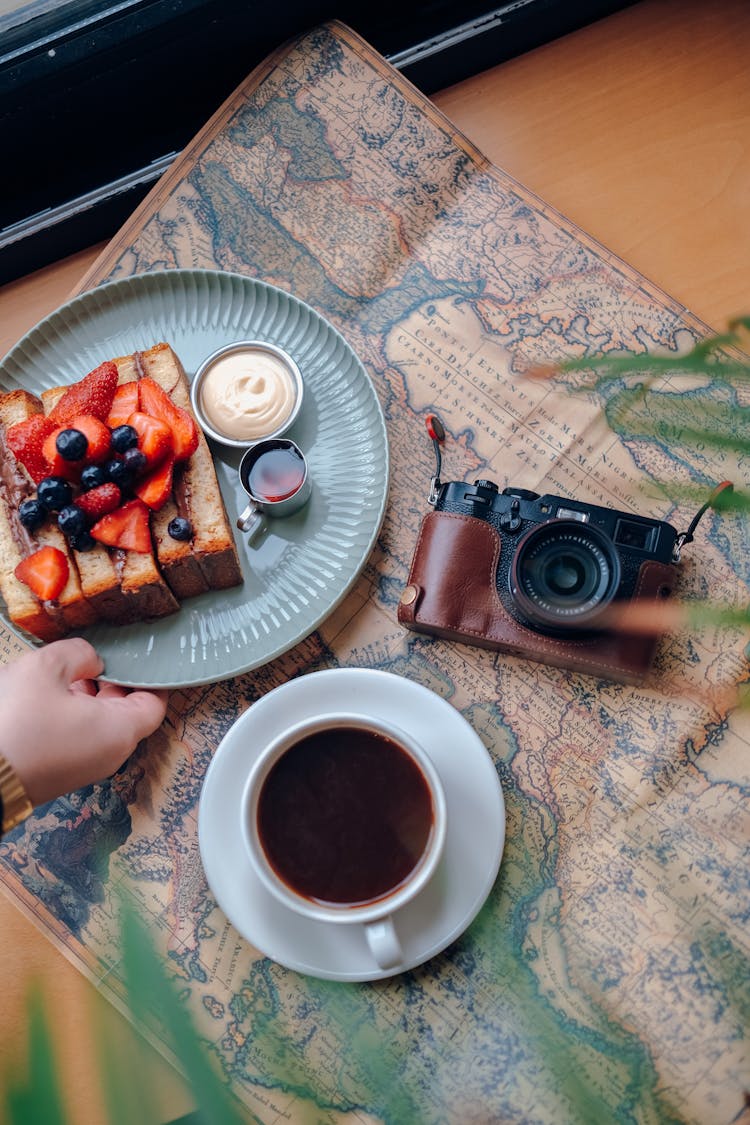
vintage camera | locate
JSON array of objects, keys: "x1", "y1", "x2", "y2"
[
  {"x1": 399, "y1": 474, "x2": 682, "y2": 683},
  {"x1": 437, "y1": 479, "x2": 679, "y2": 633}
]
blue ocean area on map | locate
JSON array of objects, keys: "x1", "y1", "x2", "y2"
[{"x1": 3, "y1": 781, "x2": 132, "y2": 936}]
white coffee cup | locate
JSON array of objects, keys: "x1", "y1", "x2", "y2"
[{"x1": 241, "y1": 713, "x2": 447, "y2": 970}]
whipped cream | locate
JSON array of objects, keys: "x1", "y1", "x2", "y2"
[{"x1": 199, "y1": 347, "x2": 298, "y2": 442}]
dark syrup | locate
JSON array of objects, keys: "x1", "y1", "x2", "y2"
[
  {"x1": 257, "y1": 727, "x2": 434, "y2": 906},
  {"x1": 247, "y1": 444, "x2": 305, "y2": 503}
]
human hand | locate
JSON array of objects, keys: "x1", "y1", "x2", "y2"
[{"x1": 0, "y1": 637, "x2": 168, "y2": 807}]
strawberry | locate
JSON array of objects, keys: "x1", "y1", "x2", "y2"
[
  {"x1": 90, "y1": 498, "x2": 152, "y2": 553},
  {"x1": 14, "y1": 545, "x2": 69, "y2": 601},
  {"x1": 6, "y1": 415, "x2": 57, "y2": 484},
  {"x1": 49, "y1": 361, "x2": 119, "y2": 425},
  {"x1": 69, "y1": 414, "x2": 111, "y2": 464},
  {"x1": 75, "y1": 482, "x2": 122, "y2": 521},
  {"x1": 42, "y1": 426, "x2": 82, "y2": 480},
  {"x1": 138, "y1": 376, "x2": 199, "y2": 462},
  {"x1": 134, "y1": 455, "x2": 174, "y2": 510},
  {"x1": 126, "y1": 411, "x2": 173, "y2": 467},
  {"x1": 107, "y1": 382, "x2": 139, "y2": 428}
]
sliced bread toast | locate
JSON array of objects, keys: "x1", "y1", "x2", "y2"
[
  {"x1": 135, "y1": 344, "x2": 242, "y2": 593},
  {"x1": 0, "y1": 390, "x2": 96, "y2": 638},
  {"x1": 1, "y1": 342, "x2": 241, "y2": 642},
  {"x1": 42, "y1": 376, "x2": 179, "y2": 623},
  {"x1": 125, "y1": 349, "x2": 209, "y2": 601}
]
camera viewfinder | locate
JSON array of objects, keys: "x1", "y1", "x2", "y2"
[{"x1": 614, "y1": 519, "x2": 655, "y2": 551}]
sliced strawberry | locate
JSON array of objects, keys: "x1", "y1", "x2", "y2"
[
  {"x1": 90, "y1": 498, "x2": 152, "y2": 553},
  {"x1": 6, "y1": 415, "x2": 58, "y2": 484},
  {"x1": 41, "y1": 426, "x2": 82, "y2": 480},
  {"x1": 107, "y1": 382, "x2": 139, "y2": 428},
  {"x1": 69, "y1": 414, "x2": 111, "y2": 464},
  {"x1": 133, "y1": 455, "x2": 174, "y2": 511},
  {"x1": 126, "y1": 411, "x2": 173, "y2": 467},
  {"x1": 49, "y1": 361, "x2": 119, "y2": 425},
  {"x1": 75, "y1": 482, "x2": 122, "y2": 521},
  {"x1": 14, "y1": 545, "x2": 69, "y2": 601},
  {"x1": 138, "y1": 376, "x2": 199, "y2": 462}
]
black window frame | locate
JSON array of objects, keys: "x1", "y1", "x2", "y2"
[{"x1": 0, "y1": 0, "x2": 634, "y2": 286}]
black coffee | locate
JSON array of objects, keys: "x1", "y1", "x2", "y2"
[{"x1": 256, "y1": 726, "x2": 434, "y2": 906}]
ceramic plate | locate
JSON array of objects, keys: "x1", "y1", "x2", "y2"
[
  {"x1": 0, "y1": 270, "x2": 389, "y2": 687},
  {"x1": 198, "y1": 669, "x2": 506, "y2": 981}
]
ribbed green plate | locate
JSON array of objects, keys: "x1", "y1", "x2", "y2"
[{"x1": 0, "y1": 270, "x2": 389, "y2": 687}]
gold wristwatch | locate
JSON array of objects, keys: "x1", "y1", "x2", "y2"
[{"x1": 0, "y1": 754, "x2": 33, "y2": 834}]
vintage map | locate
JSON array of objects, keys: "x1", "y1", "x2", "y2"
[{"x1": 1, "y1": 21, "x2": 749, "y2": 1125}]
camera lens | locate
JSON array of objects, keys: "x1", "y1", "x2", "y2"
[{"x1": 510, "y1": 520, "x2": 621, "y2": 631}]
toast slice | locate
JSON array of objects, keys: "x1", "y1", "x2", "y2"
[
  {"x1": 135, "y1": 344, "x2": 242, "y2": 594},
  {"x1": 1, "y1": 342, "x2": 241, "y2": 642},
  {"x1": 127, "y1": 349, "x2": 209, "y2": 601},
  {"x1": 35, "y1": 383, "x2": 132, "y2": 623},
  {"x1": 42, "y1": 376, "x2": 179, "y2": 623},
  {"x1": 0, "y1": 390, "x2": 96, "y2": 639}
]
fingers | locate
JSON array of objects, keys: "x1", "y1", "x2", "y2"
[
  {"x1": 94, "y1": 681, "x2": 129, "y2": 700},
  {"x1": 70, "y1": 679, "x2": 99, "y2": 697},
  {"x1": 38, "y1": 637, "x2": 105, "y2": 685},
  {"x1": 102, "y1": 688, "x2": 169, "y2": 747}
]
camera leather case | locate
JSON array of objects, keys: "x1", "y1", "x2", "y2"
[{"x1": 398, "y1": 509, "x2": 677, "y2": 683}]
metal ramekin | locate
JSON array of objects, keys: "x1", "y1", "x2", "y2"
[{"x1": 190, "y1": 340, "x2": 304, "y2": 449}]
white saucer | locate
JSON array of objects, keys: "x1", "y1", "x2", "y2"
[{"x1": 198, "y1": 668, "x2": 506, "y2": 981}]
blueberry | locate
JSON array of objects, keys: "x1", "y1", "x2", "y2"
[
  {"x1": 37, "y1": 476, "x2": 73, "y2": 512},
  {"x1": 80, "y1": 464, "x2": 108, "y2": 491},
  {"x1": 70, "y1": 530, "x2": 97, "y2": 552},
  {"x1": 18, "y1": 498, "x2": 46, "y2": 531},
  {"x1": 104, "y1": 458, "x2": 135, "y2": 489},
  {"x1": 122, "y1": 447, "x2": 147, "y2": 475},
  {"x1": 168, "y1": 516, "x2": 193, "y2": 541},
  {"x1": 110, "y1": 424, "x2": 139, "y2": 454},
  {"x1": 56, "y1": 427, "x2": 88, "y2": 461},
  {"x1": 57, "y1": 504, "x2": 88, "y2": 538}
]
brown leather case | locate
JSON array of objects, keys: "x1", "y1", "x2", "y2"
[{"x1": 397, "y1": 511, "x2": 676, "y2": 683}]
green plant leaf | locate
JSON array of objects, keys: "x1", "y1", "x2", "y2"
[
  {"x1": 558, "y1": 324, "x2": 750, "y2": 392},
  {"x1": 6, "y1": 988, "x2": 68, "y2": 1125},
  {"x1": 118, "y1": 905, "x2": 250, "y2": 1125},
  {"x1": 93, "y1": 998, "x2": 165, "y2": 1125}
]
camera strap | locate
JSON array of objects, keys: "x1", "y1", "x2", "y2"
[
  {"x1": 425, "y1": 413, "x2": 446, "y2": 506},
  {"x1": 672, "y1": 480, "x2": 734, "y2": 561}
]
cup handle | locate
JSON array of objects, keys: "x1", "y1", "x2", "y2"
[
  {"x1": 237, "y1": 501, "x2": 262, "y2": 536},
  {"x1": 364, "y1": 916, "x2": 403, "y2": 970}
]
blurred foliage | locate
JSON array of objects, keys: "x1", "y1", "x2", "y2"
[
  {"x1": 4, "y1": 901, "x2": 426, "y2": 1125},
  {"x1": 550, "y1": 317, "x2": 750, "y2": 633},
  {"x1": 5, "y1": 988, "x2": 67, "y2": 1125},
  {"x1": 554, "y1": 315, "x2": 750, "y2": 517},
  {"x1": 4, "y1": 905, "x2": 248, "y2": 1125}
]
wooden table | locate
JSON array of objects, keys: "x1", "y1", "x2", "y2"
[{"x1": 0, "y1": 1, "x2": 747, "y2": 1120}]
